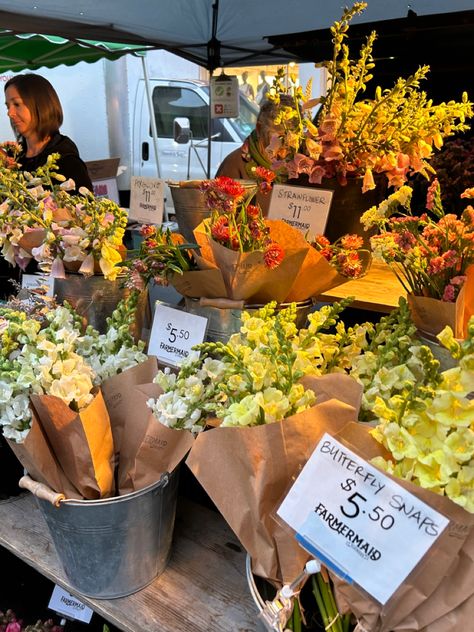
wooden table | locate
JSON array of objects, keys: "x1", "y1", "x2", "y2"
[
  {"x1": 0, "y1": 493, "x2": 260, "y2": 632},
  {"x1": 318, "y1": 261, "x2": 406, "y2": 313}
]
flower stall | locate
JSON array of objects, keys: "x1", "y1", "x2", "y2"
[{"x1": 1, "y1": 2, "x2": 474, "y2": 631}]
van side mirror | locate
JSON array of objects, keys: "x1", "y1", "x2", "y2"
[{"x1": 173, "y1": 117, "x2": 191, "y2": 144}]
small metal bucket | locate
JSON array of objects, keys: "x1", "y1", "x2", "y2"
[
  {"x1": 53, "y1": 273, "x2": 149, "y2": 338},
  {"x1": 36, "y1": 469, "x2": 179, "y2": 599},
  {"x1": 184, "y1": 298, "x2": 315, "y2": 343},
  {"x1": 169, "y1": 179, "x2": 256, "y2": 243}
]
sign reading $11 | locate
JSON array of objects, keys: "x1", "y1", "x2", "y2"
[
  {"x1": 277, "y1": 433, "x2": 449, "y2": 604},
  {"x1": 267, "y1": 183, "x2": 334, "y2": 236}
]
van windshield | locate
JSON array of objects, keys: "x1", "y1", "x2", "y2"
[{"x1": 202, "y1": 87, "x2": 259, "y2": 141}]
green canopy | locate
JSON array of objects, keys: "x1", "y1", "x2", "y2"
[{"x1": 0, "y1": 32, "x2": 152, "y2": 72}]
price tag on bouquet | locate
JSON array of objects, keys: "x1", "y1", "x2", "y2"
[
  {"x1": 277, "y1": 433, "x2": 449, "y2": 605},
  {"x1": 148, "y1": 303, "x2": 208, "y2": 368},
  {"x1": 267, "y1": 183, "x2": 334, "y2": 236}
]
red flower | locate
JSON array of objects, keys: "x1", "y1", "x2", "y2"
[
  {"x1": 263, "y1": 242, "x2": 285, "y2": 269},
  {"x1": 211, "y1": 216, "x2": 230, "y2": 242},
  {"x1": 340, "y1": 234, "x2": 364, "y2": 250},
  {"x1": 140, "y1": 224, "x2": 155, "y2": 237},
  {"x1": 246, "y1": 204, "x2": 260, "y2": 218},
  {"x1": 213, "y1": 176, "x2": 246, "y2": 199},
  {"x1": 255, "y1": 166, "x2": 276, "y2": 183}
]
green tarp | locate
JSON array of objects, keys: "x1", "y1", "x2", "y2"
[{"x1": 0, "y1": 32, "x2": 151, "y2": 73}]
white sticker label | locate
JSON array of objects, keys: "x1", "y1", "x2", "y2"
[
  {"x1": 48, "y1": 585, "x2": 93, "y2": 623},
  {"x1": 129, "y1": 176, "x2": 164, "y2": 225},
  {"x1": 148, "y1": 303, "x2": 208, "y2": 368},
  {"x1": 267, "y1": 183, "x2": 334, "y2": 236},
  {"x1": 21, "y1": 273, "x2": 53, "y2": 297},
  {"x1": 277, "y1": 433, "x2": 449, "y2": 604}
]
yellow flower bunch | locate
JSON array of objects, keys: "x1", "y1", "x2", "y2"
[
  {"x1": 370, "y1": 319, "x2": 474, "y2": 512},
  {"x1": 267, "y1": 2, "x2": 473, "y2": 191}
]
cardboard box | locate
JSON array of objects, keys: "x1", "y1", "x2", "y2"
[{"x1": 85, "y1": 157, "x2": 121, "y2": 204}]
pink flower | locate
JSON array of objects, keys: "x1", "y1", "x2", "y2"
[
  {"x1": 6, "y1": 621, "x2": 22, "y2": 632},
  {"x1": 51, "y1": 255, "x2": 66, "y2": 279},
  {"x1": 293, "y1": 153, "x2": 314, "y2": 175},
  {"x1": 308, "y1": 165, "x2": 326, "y2": 184},
  {"x1": 318, "y1": 117, "x2": 338, "y2": 142},
  {"x1": 78, "y1": 252, "x2": 95, "y2": 277},
  {"x1": 442, "y1": 284, "x2": 455, "y2": 302}
]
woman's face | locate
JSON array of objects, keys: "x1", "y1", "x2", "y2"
[{"x1": 5, "y1": 85, "x2": 33, "y2": 137}]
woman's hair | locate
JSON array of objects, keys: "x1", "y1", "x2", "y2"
[{"x1": 5, "y1": 73, "x2": 63, "y2": 140}]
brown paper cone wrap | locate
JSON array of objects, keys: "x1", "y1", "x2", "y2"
[
  {"x1": 170, "y1": 268, "x2": 227, "y2": 299},
  {"x1": 101, "y1": 356, "x2": 159, "y2": 457},
  {"x1": 118, "y1": 383, "x2": 194, "y2": 494},
  {"x1": 209, "y1": 240, "x2": 308, "y2": 303},
  {"x1": 186, "y1": 375, "x2": 362, "y2": 583},
  {"x1": 30, "y1": 390, "x2": 114, "y2": 499},
  {"x1": 192, "y1": 219, "x2": 310, "y2": 302},
  {"x1": 407, "y1": 290, "x2": 464, "y2": 339},
  {"x1": 6, "y1": 409, "x2": 81, "y2": 499},
  {"x1": 331, "y1": 422, "x2": 474, "y2": 632}
]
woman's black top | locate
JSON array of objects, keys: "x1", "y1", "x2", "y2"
[{"x1": 18, "y1": 132, "x2": 93, "y2": 192}]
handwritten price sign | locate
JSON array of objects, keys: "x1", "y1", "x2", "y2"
[
  {"x1": 267, "y1": 183, "x2": 334, "y2": 236},
  {"x1": 129, "y1": 176, "x2": 164, "y2": 225},
  {"x1": 148, "y1": 303, "x2": 208, "y2": 368},
  {"x1": 277, "y1": 433, "x2": 449, "y2": 604}
]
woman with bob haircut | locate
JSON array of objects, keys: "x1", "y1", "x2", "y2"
[{"x1": 4, "y1": 73, "x2": 92, "y2": 191}]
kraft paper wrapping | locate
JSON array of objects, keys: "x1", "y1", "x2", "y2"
[
  {"x1": 191, "y1": 219, "x2": 311, "y2": 303},
  {"x1": 30, "y1": 390, "x2": 114, "y2": 499},
  {"x1": 170, "y1": 267, "x2": 228, "y2": 299},
  {"x1": 100, "y1": 356, "x2": 159, "y2": 458},
  {"x1": 186, "y1": 374, "x2": 363, "y2": 584},
  {"x1": 118, "y1": 383, "x2": 194, "y2": 494},
  {"x1": 331, "y1": 422, "x2": 474, "y2": 632},
  {"x1": 408, "y1": 267, "x2": 474, "y2": 339},
  {"x1": 6, "y1": 409, "x2": 81, "y2": 499},
  {"x1": 407, "y1": 292, "x2": 463, "y2": 339}
]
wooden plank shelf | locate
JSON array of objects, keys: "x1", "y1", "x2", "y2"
[
  {"x1": 0, "y1": 493, "x2": 260, "y2": 632},
  {"x1": 318, "y1": 261, "x2": 406, "y2": 313}
]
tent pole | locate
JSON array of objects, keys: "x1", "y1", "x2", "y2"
[
  {"x1": 207, "y1": 69, "x2": 213, "y2": 178},
  {"x1": 141, "y1": 54, "x2": 161, "y2": 178}
]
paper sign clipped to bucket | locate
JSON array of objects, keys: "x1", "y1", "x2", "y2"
[
  {"x1": 148, "y1": 303, "x2": 208, "y2": 368},
  {"x1": 129, "y1": 176, "x2": 164, "y2": 225},
  {"x1": 268, "y1": 184, "x2": 333, "y2": 236},
  {"x1": 277, "y1": 433, "x2": 449, "y2": 604}
]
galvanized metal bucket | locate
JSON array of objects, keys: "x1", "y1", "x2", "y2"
[
  {"x1": 36, "y1": 469, "x2": 179, "y2": 599},
  {"x1": 184, "y1": 298, "x2": 315, "y2": 343},
  {"x1": 53, "y1": 273, "x2": 149, "y2": 338},
  {"x1": 169, "y1": 179, "x2": 257, "y2": 243}
]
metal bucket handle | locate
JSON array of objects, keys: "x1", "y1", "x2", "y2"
[{"x1": 19, "y1": 475, "x2": 65, "y2": 507}]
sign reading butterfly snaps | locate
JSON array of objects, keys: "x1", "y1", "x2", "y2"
[
  {"x1": 148, "y1": 303, "x2": 208, "y2": 368},
  {"x1": 267, "y1": 184, "x2": 333, "y2": 236},
  {"x1": 277, "y1": 433, "x2": 449, "y2": 604},
  {"x1": 129, "y1": 176, "x2": 164, "y2": 225}
]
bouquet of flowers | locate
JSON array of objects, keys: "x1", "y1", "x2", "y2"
[
  {"x1": 120, "y1": 224, "x2": 198, "y2": 293},
  {"x1": 265, "y1": 2, "x2": 472, "y2": 191},
  {"x1": 0, "y1": 294, "x2": 149, "y2": 498},
  {"x1": 0, "y1": 154, "x2": 127, "y2": 280},
  {"x1": 361, "y1": 180, "x2": 474, "y2": 336},
  {"x1": 176, "y1": 175, "x2": 312, "y2": 303}
]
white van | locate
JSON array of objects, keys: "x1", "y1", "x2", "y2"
[{"x1": 129, "y1": 78, "x2": 259, "y2": 216}]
